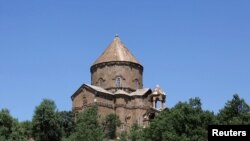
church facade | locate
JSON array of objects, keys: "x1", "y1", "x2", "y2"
[{"x1": 71, "y1": 35, "x2": 166, "y2": 133}]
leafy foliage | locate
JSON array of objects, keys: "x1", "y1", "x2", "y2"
[
  {"x1": 0, "y1": 94, "x2": 249, "y2": 140},
  {"x1": 118, "y1": 123, "x2": 145, "y2": 141},
  {"x1": 143, "y1": 98, "x2": 217, "y2": 141},
  {"x1": 20, "y1": 120, "x2": 32, "y2": 139},
  {"x1": 218, "y1": 94, "x2": 250, "y2": 124},
  {"x1": 32, "y1": 99, "x2": 62, "y2": 141},
  {"x1": 70, "y1": 106, "x2": 104, "y2": 141},
  {"x1": 0, "y1": 109, "x2": 13, "y2": 139},
  {"x1": 129, "y1": 123, "x2": 144, "y2": 141},
  {"x1": 102, "y1": 113, "x2": 121, "y2": 139},
  {"x1": 58, "y1": 111, "x2": 75, "y2": 138},
  {"x1": 0, "y1": 109, "x2": 29, "y2": 141}
]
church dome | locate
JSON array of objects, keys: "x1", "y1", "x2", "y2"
[
  {"x1": 92, "y1": 35, "x2": 141, "y2": 66},
  {"x1": 90, "y1": 35, "x2": 143, "y2": 93}
]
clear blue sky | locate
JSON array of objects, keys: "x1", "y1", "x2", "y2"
[{"x1": 0, "y1": 0, "x2": 249, "y2": 121}]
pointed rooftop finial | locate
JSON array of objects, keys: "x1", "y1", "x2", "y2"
[
  {"x1": 153, "y1": 85, "x2": 166, "y2": 95},
  {"x1": 115, "y1": 34, "x2": 119, "y2": 37}
]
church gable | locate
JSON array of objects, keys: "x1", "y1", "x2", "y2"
[{"x1": 71, "y1": 85, "x2": 98, "y2": 111}]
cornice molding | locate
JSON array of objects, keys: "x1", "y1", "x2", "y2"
[{"x1": 90, "y1": 61, "x2": 143, "y2": 73}]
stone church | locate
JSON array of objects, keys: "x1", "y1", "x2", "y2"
[{"x1": 71, "y1": 35, "x2": 166, "y2": 133}]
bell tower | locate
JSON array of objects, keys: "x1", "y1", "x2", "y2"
[{"x1": 151, "y1": 85, "x2": 166, "y2": 110}]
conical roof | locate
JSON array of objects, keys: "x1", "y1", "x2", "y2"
[{"x1": 93, "y1": 35, "x2": 140, "y2": 66}]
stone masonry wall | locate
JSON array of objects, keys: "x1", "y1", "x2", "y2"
[{"x1": 91, "y1": 63, "x2": 143, "y2": 92}]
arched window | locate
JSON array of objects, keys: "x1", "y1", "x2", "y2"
[
  {"x1": 155, "y1": 100, "x2": 161, "y2": 109},
  {"x1": 97, "y1": 78, "x2": 104, "y2": 87},
  {"x1": 134, "y1": 79, "x2": 139, "y2": 89},
  {"x1": 115, "y1": 77, "x2": 122, "y2": 87}
]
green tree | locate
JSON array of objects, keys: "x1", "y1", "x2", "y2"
[
  {"x1": 32, "y1": 99, "x2": 62, "y2": 141},
  {"x1": 20, "y1": 120, "x2": 32, "y2": 139},
  {"x1": 118, "y1": 123, "x2": 144, "y2": 141},
  {"x1": 0, "y1": 109, "x2": 13, "y2": 140},
  {"x1": 70, "y1": 106, "x2": 104, "y2": 141},
  {"x1": 58, "y1": 111, "x2": 75, "y2": 139},
  {"x1": 144, "y1": 98, "x2": 217, "y2": 141},
  {"x1": 218, "y1": 94, "x2": 250, "y2": 124},
  {"x1": 102, "y1": 113, "x2": 121, "y2": 140},
  {"x1": 129, "y1": 123, "x2": 144, "y2": 141},
  {"x1": 119, "y1": 131, "x2": 129, "y2": 141},
  {"x1": 8, "y1": 119, "x2": 28, "y2": 141},
  {"x1": 0, "y1": 109, "x2": 29, "y2": 141}
]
